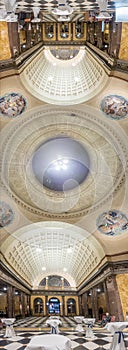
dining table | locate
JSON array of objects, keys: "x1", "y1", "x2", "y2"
[
  {"x1": 46, "y1": 318, "x2": 62, "y2": 333},
  {"x1": 74, "y1": 316, "x2": 84, "y2": 332},
  {"x1": 104, "y1": 321, "x2": 128, "y2": 350},
  {"x1": 1, "y1": 318, "x2": 16, "y2": 338},
  {"x1": 25, "y1": 334, "x2": 72, "y2": 350},
  {"x1": 83, "y1": 318, "x2": 96, "y2": 339}
]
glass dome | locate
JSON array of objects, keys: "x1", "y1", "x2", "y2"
[{"x1": 32, "y1": 136, "x2": 90, "y2": 192}]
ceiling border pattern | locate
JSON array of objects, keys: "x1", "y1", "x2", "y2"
[{"x1": 1, "y1": 105, "x2": 128, "y2": 221}]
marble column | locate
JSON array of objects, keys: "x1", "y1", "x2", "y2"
[
  {"x1": 7, "y1": 286, "x2": 15, "y2": 317},
  {"x1": 62, "y1": 296, "x2": 65, "y2": 316},
  {"x1": 78, "y1": 295, "x2": 83, "y2": 315},
  {"x1": 82, "y1": 292, "x2": 88, "y2": 317},
  {"x1": 8, "y1": 21, "x2": 20, "y2": 57},
  {"x1": 26, "y1": 22, "x2": 32, "y2": 49},
  {"x1": 27, "y1": 295, "x2": 30, "y2": 316},
  {"x1": 109, "y1": 19, "x2": 122, "y2": 58},
  {"x1": 45, "y1": 295, "x2": 49, "y2": 316},
  {"x1": 20, "y1": 292, "x2": 25, "y2": 318},
  {"x1": 92, "y1": 288, "x2": 99, "y2": 320}
]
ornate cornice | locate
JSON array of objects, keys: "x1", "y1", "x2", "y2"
[
  {"x1": 1, "y1": 105, "x2": 127, "y2": 221},
  {"x1": 78, "y1": 259, "x2": 128, "y2": 295}
]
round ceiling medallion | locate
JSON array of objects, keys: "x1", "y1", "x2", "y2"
[
  {"x1": 97, "y1": 210, "x2": 128, "y2": 236},
  {"x1": 32, "y1": 137, "x2": 90, "y2": 192},
  {"x1": 0, "y1": 201, "x2": 14, "y2": 227},
  {"x1": 0, "y1": 92, "x2": 26, "y2": 118},
  {"x1": 100, "y1": 95, "x2": 128, "y2": 119}
]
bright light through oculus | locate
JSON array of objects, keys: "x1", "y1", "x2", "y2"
[
  {"x1": 32, "y1": 137, "x2": 90, "y2": 192},
  {"x1": 54, "y1": 158, "x2": 69, "y2": 170}
]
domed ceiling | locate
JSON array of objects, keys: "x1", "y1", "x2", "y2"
[
  {"x1": 21, "y1": 47, "x2": 108, "y2": 105},
  {"x1": 32, "y1": 137, "x2": 90, "y2": 191},
  {"x1": 1, "y1": 104, "x2": 128, "y2": 288}
]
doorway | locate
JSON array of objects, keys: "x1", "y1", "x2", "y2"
[{"x1": 48, "y1": 297, "x2": 60, "y2": 314}]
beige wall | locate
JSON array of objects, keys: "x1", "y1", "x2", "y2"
[
  {"x1": 0, "y1": 21, "x2": 11, "y2": 60},
  {"x1": 119, "y1": 23, "x2": 128, "y2": 61},
  {"x1": 116, "y1": 273, "x2": 128, "y2": 320},
  {"x1": 0, "y1": 294, "x2": 7, "y2": 314}
]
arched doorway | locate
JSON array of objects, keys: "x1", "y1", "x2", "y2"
[
  {"x1": 34, "y1": 298, "x2": 43, "y2": 315},
  {"x1": 67, "y1": 298, "x2": 76, "y2": 315},
  {"x1": 48, "y1": 297, "x2": 60, "y2": 315}
]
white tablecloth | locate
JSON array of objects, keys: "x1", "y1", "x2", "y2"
[
  {"x1": 25, "y1": 334, "x2": 72, "y2": 350},
  {"x1": 1, "y1": 318, "x2": 16, "y2": 338},
  {"x1": 83, "y1": 318, "x2": 95, "y2": 325},
  {"x1": 105, "y1": 322, "x2": 128, "y2": 350},
  {"x1": 74, "y1": 316, "x2": 84, "y2": 324},
  {"x1": 74, "y1": 316, "x2": 84, "y2": 332},
  {"x1": 46, "y1": 319, "x2": 62, "y2": 333},
  {"x1": 83, "y1": 318, "x2": 96, "y2": 339}
]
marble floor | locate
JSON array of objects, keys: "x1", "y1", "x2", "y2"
[{"x1": 0, "y1": 317, "x2": 128, "y2": 350}]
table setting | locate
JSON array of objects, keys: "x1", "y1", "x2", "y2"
[
  {"x1": 1, "y1": 318, "x2": 16, "y2": 338},
  {"x1": 104, "y1": 321, "x2": 128, "y2": 350},
  {"x1": 24, "y1": 334, "x2": 72, "y2": 350}
]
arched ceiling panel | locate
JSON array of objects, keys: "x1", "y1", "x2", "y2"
[
  {"x1": 21, "y1": 47, "x2": 108, "y2": 105},
  {"x1": 1, "y1": 222, "x2": 105, "y2": 288}
]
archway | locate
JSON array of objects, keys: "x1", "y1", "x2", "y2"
[
  {"x1": 48, "y1": 297, "x2": 60, "y2": 315},
  {"x1": 67, "y1": 298, "x2": 76, "y2": 315},
  {"x1": 34, "y1": 298, "x2": 43, "y2": 314}
]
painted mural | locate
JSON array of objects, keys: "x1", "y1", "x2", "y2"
[
  {"x1": 97, "y1": 210, "x2": 128, "y2": 236},
  {"x1": 0, "y1": 201, "x2": 14, "y2": 227},
  {"x1": 0, "y1": 92, "x2": 27, "y2": 118},
  {"x1": 100, "y1": 95, "x2": 128, "y2": 119}
]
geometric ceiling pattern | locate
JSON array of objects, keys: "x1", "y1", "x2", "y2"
[
  {"x1": 21, "y1": 47, "x2": 108, "y2": 104},
  {"x1": 1, "y1": 222, "x2": 105, "y2": 288}
]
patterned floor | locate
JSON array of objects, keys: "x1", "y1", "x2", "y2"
[
  {"x1": 0, "y1": 317, "x2": 128, "y2": 350},
  {"x1": 1, "y1": 0, "x2": 128, "y2": 23}
]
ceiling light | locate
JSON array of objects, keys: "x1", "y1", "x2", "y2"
[
  {"x1": 48, "y1": 76, "x2": 53, "y2": 83},
  {"x1": 63, "y1": 267, "x2": 67, "y2": 272},
  {"x1": 42, "y1": 266, "x2": 46, "y2": 271},
  {"x1": 67, "y1": 246, "x2": 72, "y2": 253},
  {"x1": 36, "y1": 247, "x2": 42, "y2": 252}
]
